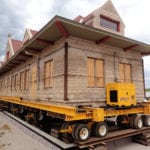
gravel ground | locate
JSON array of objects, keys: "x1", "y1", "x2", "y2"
[
  {"x1": 0, "y1": 112, "x2": 49, "y2": 150},
  {"x1": 107, "y1": 137, "x2": 150, "y2": 150},
  {"x1": 0, "y1": 112, "x2": 150, "y2": 150}
]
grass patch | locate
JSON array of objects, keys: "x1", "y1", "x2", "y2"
[{"x1": 146, "y1": 88, "x2": 150, "y2": 92}]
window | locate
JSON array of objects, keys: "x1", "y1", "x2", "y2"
[
  {"x1": 0, "y1": 80, "x2": 2, "y2": 90},
  {"x1": 7, "y1": 77, "x2": 10, "y2": 90},
  {"x1": 44, "y1": 60, "x2": 53, "y2": 88},
  {"x1": 20, "y1": 71, "x2": 25, "y2": 90},
  {"x1": 14, "y1": 74, "x2": 19, "y2": 91},
  {"x1": 20, "y1": 69, "x2": 30, "y2": 91},
  {"x1": 119, "y1": 63, "x2": 131, "y2": 82},
  {"x1": 3, "y1": 78, "x2": 6, "y2": 89},
  {"x1": 11, "y1": 75, "x2": 15, "y2": 91},
  {"x1": 100, "y1": 15, "x2": 120, "y2": 31},
  {"x1": 25, "y1": 69, "x2": 30, "y2": 90},
  {"x1": 87, "y1": 58, "x2": 104, "y2": 87},
  {"x1": 1, "y1": 80, "x2": 3, "y2": 89}
]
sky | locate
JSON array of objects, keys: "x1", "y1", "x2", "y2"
[{"x1": 0, "y1": 0, "x2": 150, "y2": 87}]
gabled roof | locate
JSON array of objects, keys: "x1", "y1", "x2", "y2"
[
  {"x1": 74, "y1": 0, "x2": 125, "y2": 35},
  {"x1": 99, "y1": 0, "x2": 125, "y2": 26},
  {"x1": 4, "y1": 35, "x2": 22, "y2": 61},
  {"x1": 74, "y1": 15, "x2": 84, "y2": 22},
  {"x1": 0, "y1": 15, "x2": 150, "y2": 75},
  {"x1": 30, "y1": 29, "x2": 38, "y2": 36},
  {"x1": 11, "y1": 39, "x2": 22, "y2": 53},
  {"x1": 100, "y1": 0, "x2": 120, "y2": 15},
  {"x1": 23, "y1": 28, "x2": 38, "y2": 44}
]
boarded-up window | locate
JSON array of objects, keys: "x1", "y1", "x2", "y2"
[
  {"x1": 87, "y1": 58, "x2": 104, "y2": 87},
  {"x1": 11, "y1": 75, "x2": 15, "y2": 91},
  {"x1": 0, "y1": 80, "x2": 2, "y2": 90},
  {"x1": 20, "y1": 69, "x2": 30, "y2": 91},
  {"x1": 20, "y1": 71, "x2": 25, "y2": 90},
  {"x1": 3, "y1": 79, "x2": 6, "y2": 89},
  {"x1": 25, "y1": 69, "x2": 30, "y2": 90},
  {"x1": 7, "y1": 77, "x2": 10, "y2": 90},
  {"x1": 14, "y1": 74, "x2": 19, "y2": 91},
  {"x1": 1, "y1": 80, "x2": 3, "y2": 89},
  {"x1": 119, "y1": 63, "x2": 131, "y2": 82},
  {"x1": 31, "y1": 66, "x2": 37, "y2": 97},
  {"x1": 44, "y1": 60, "x2": 53, "y2": 88}
]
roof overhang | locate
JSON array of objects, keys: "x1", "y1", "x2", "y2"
[{"x1": 0, "y1": 15, "x2": 150, "y2": 75}]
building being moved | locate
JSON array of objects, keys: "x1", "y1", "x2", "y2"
[{"x1": 0, "y1": 0, "x2": 149, "y2": 107}]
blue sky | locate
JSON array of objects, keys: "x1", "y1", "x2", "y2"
[{"x1": 0, "y1": 0, "x2": 150, "y2": 87}]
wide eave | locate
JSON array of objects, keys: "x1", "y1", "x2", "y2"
[{"x1": 0, "y1": 15, "x2": 150, "y2": 75}]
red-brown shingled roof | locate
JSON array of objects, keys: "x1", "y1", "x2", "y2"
[
  {"x1": 74, "y1": 15, "x2": 84, "y2": 22},
  {"x1": 29, "y1": 29, "x2": 38, "y2": 36},
  {"x1": 11, "y1": 39, "x2": 22, "y2": 53}
]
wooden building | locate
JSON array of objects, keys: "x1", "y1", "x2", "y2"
[{"x1": 0, "y1": 0, "x2": 149, "y2": 107}]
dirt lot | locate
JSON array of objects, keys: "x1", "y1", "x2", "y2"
[
  {"x1": 0, "y1": 112, "x2": 150, "y2": 150},
  {"x1": 108, "y1": 136, "x2": 150, "y2": 150},
  {"x1": 0, "y1": 112, "x2": 49, "y2": 150}
]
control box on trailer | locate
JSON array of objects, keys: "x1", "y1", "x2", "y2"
[{"x1": 106, "y1": 83, "x2": 136, "y2": 107}]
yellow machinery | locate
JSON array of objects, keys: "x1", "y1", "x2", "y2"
[
  {"x1": 0, "y1": 83, "x2": 150, "y2": 142},
  {"x1": 106, "y1": 83, "x2": 136, "y2": 107}
]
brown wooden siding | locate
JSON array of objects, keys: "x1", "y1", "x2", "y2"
[{"x1": 0, "y1": 37, "x2": 145, "y2": 106}]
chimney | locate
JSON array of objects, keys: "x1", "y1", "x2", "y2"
[{"x1": 8, "y1": 34, "x2": 11, "y2": 39}]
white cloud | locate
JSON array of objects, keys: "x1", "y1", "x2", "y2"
[
  {"x1": 23, "y1": 0, "x2": 55, "y2": 29},
  {"x1": 112, "y1": 0, "x2": 150, "y2": 43}
]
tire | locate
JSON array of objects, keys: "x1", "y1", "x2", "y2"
[
  {"x1": 72, "y1": 123, "x2": 80, "y2": 139},
  {"x1": 18, "y1": 106, "x2": 24, "y2": 114},
  {"x1": 35, "y1": 111, "x2": 44, "y2": 121},
  {"x1": 129, "y1": 114, "x2": 137, "y2": 128},
  {"x1": 143, "y1": 115, "x2": 150, "y2": 127},
  {"x1": 116, "y1": 115, "x2": 126, "y2": 127},
  {"x1": 74, "y1": 124, "x2": 90, "y2": 141},
  {"x1": 133, "y1": 116, "x2": 143, "y2": 129},
  {"x1": 61, "y1": 122, "x2": 72, "y2": 140},
  {"x1": 94, "y1": 122, "x2": 108, "y2": 137}
]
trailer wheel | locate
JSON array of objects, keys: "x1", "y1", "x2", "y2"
[
  {"x1": 94, "y1": 122, "x2": 108, "y2": 137},
  {"x1": 74, "y1": 124, "x2": 90, "y2": 141},
  {"x1": 35, "y1": 111, "x2": 44, "y2": 121},
  {"x1": 60, "y1": 122, "x2": 73, "y2": 141},
  {"x1": 143, "y1": 115, "x2": 150, "y2": 127},
  {"x1": 18, "y1": 106, "x2": 24, "y2": 114},
  {"x1": 72, "y1": 123, "x2": 80, "y2": 139},
  {"x1": 116, "y1": 115, "x2": 126, "y2": 127},
  {"x1": 129, "y1": 114, "x2": 137, "y2": 128},
  {"x1": 133, "y1": 116, "x2": 143, "y2": 129}
]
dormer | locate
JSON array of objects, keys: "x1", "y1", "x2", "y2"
[
  {"x1": 74, "y1": 0, "x2": 125, "y2": 36},
  {"x1": 23, "y1": 28, "x2": 38, "y2": 44},
  {"x1": 4, "y1": 34, "x2": 22, "y2": 62}
]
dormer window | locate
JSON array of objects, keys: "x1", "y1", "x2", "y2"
[{"x1": 100, "y1": 15, "x2": 120, "y2": 32}]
